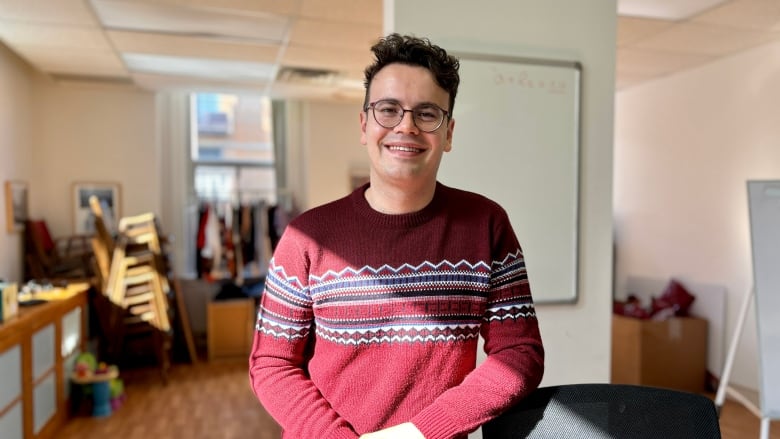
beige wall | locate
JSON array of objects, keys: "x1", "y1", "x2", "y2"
[
  {"x1": 614, "y1": 40, "x2": 780, "y2": 391},
  {"x1": 31, "y1": 79, "x2": 160, "y2": 237},
  {"x1": 0, "y1": 44, "x2": 34, "y2": 281},
  {"x1": 302, "y1": 100, "x2": 367, "y2": 210}
]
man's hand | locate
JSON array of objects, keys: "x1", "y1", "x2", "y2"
[{"x1": 359, "y1": 422, "x2": 425, "y2": 439}]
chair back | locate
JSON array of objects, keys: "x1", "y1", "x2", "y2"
[
  {"x1": 23, "y1": 219, "x2": 55, "y2": 278},
  {"x1": 482, "y1": 383, "x2": 721, "y2": 439},
  {"x1": 89, "y1": 195, "x2": 115, "y2": 289}
]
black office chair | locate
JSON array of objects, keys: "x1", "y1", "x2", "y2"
[{"x1": 482, "y1": 383, "x2": 721, "y2": 438}]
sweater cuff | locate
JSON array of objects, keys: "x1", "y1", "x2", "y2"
[{"x1": 411, "y1": 404, "x2": 462, "y2": 439}]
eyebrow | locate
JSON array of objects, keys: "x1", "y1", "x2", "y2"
[{"x1": 374, "y1": 98, "x2": 443, "y2": 108}]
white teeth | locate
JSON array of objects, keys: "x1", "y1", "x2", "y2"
[{"x1": 388, "y1": 145, "x2": 421, "y2": 153}]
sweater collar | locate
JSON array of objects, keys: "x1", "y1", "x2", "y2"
[{"x1": 350, "y1": 182, "x2": 446, "y2": 228}]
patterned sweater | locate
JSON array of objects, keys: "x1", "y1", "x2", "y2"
[{"x1": 249, "y1": 182, "x2": 544, "y2": 439}]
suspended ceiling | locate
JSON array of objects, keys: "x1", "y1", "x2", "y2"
[{"x1": 0, "y1": 0, "x2": 778, "y2": 99}]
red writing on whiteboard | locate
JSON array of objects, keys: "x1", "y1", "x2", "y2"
[{"x1": 492, "y1": 68, "x2": 567, "y2": 94}]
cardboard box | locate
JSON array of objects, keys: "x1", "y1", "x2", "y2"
[
  {"x1": 207, "y1": 298, "x2": 256, "y2": 361},
  {"x1": 611, "y1": 314, "x2": 708, "y2": 393},
  {"x1": 0, "y1": 282, "x2": 18, "y2": 323}
]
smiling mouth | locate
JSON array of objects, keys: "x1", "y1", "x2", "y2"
[{"x1": 386, "y1": 145, "x2": 424, "y2": 153}]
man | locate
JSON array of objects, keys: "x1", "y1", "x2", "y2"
[{"x1": 249, "y1": 33, "x2": 544, "y2": 439}]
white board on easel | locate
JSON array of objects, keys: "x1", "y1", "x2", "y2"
[
  {"x1": 748, "y1": 180, "x2": 780, "y2": 419},
  {"x1": 719, "y1": 180, "x2": 780, "y2": 439}
]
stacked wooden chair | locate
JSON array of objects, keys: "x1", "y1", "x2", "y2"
[{"x1": 89, "y1": 196, "x2": 196, "y2": 384}]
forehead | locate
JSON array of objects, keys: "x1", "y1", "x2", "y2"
[{"x1": 369, "y1": 63, "x2": 449, "y2": 107}]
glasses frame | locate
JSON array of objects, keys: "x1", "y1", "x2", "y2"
[{"x1": 364, "y1": 100, "x2": 450, "y2": 133}]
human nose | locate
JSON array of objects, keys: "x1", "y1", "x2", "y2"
[{"x1": 394, "y1": 109, "x2": 419, "y2": 133}]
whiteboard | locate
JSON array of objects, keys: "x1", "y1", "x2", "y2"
[
  {"x1": 439, "y1": 53, "x2": 581, "y2": 303},
  {"x1": 747, "y1": 180, "x2": 780, "y2": 418}
]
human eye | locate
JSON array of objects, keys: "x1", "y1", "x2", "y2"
[
  {"x1": 375, "y1": 101, "x2": 401, "y2": 116},
  {"x1": 414, "y1": 105, "x2": 440, "y2": 122}
]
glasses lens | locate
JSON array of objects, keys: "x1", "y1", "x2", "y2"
[
  {"x1": 413, "y1": 105, "x2": 444, "y2": 132},
  {"x1": 373, "y1": 101, "x2": 403, "y2": 128}
]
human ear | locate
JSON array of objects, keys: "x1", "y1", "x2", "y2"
[{"x1": 360, "y1": 111, "x2": 368, "y2": 145}]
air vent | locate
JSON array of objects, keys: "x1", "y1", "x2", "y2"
[{"x1": 276, "y1": 66, "x2": 341, "y2": 85}]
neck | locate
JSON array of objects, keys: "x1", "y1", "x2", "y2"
[{"x1": 365, "y1": 180, "x2": 437, "y2": 214}]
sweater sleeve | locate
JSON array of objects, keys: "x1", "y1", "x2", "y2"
[
  {"x1": 410, "y1": 218, "x2": 545, "y2": 439},
  {"x1": 248, "y1": 228, "x2": 360, "y2": 439}
]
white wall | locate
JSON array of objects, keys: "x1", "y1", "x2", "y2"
[
  {"x1": 390, "y1": 0, "x2": 617, "y2": 388},
  {"x1": 0, "y1": 44, "x2": 34, "y2": 281},
  {"x1": 614, "y1": 40, "x2": 780, "y2": 391}
]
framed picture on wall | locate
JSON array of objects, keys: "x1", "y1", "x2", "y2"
[
  {"x1": 72, "y1": 181, "x2": 121, "y2": 235},
  {"x1": 4, "y1": 180, "x2": 29, "y2": 233}
]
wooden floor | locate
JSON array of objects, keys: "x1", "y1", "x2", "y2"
[
  {"x1": 57, "y1": 359, "x2": 778, "y2": 439},
  {"x1": 57, "y1": 359, "x2": 281, "y2": 439}
]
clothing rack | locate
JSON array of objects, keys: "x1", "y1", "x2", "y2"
[{"x1": 191, "y1": 191, "x2": 295, "y2": 285}]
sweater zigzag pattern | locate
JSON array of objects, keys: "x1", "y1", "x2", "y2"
[{"x1": 256, "y1": 249, "x2": 535, "y2": 347}]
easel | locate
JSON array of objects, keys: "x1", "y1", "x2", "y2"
[
  {"x1": 714, "y1": 286, "x2": 771, "y2": 439},
  {"x1": 717, "y1": 180, "x2": 780, "y2": 439}
]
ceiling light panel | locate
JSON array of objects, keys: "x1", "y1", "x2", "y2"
[
  {"x1": 107, "y1": 30, "x2": 281, "y2": 63},
  {"x1": 617, "y1": 0, "x2": 729, "y2": 20},
  {"x1": 123, "y1": 53, "x2": 276, "y2": 83},
  {"x1": 90, "y1": 0, "x2": 290, "y2": 43}
]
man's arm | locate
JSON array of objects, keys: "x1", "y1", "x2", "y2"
[
  {"x1": 411, "y1": 239, "x2": 545, "y2": 439},
  {"x1": 248, "y1": 238, "x2": 360, "y2": 439}
]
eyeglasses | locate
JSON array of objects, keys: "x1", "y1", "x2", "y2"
[{"x1": 365, "y1": 99, "x2": 449, "y2": 133}]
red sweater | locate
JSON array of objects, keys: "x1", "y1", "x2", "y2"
[{"x1": 249, "y1": 183, "x2": 544, "y2": 439}]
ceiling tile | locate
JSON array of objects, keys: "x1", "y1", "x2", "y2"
[
  {"x1": 91, "y1": 0, "x2": 290, "y2": 43},
  {"x1": 288, "y1": 18, "x2": 382, "y2": 51},
  {"x1": 632, "y1": 21, "x2": 776, "y2": 55},
  {"x1": 176, "y1": 0, "x2": 299, "y2": 17},
  {"x1": 16, "y1": 46, "x2": 127, "y2": 76},
  {"x1": 693, "y1": 0, "x2": 780, "y2": 31},
  {"x1": 0, "y1": 0, "x2": 96, "y2": 25},
  {"x1": 299, "y1": 0, "x2": 382, "y2": 25},
  {"x1": 107, "y1": 30, "x2": 281, "y2": 63},
  {"x1": 0, "y1": 21, "x2": 111, "y2": 50}
]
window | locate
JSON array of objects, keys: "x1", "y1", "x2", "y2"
[
  {"x1": 189, "y1": 92, "x2": 281, "y2": 281},
  {"x1": 190, "y1": 93, "x2": 276, "y2": 203}
]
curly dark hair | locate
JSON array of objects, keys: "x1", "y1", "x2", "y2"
[{"x1": 363, "y1": 33, "x2": 460, "y2": 115}]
